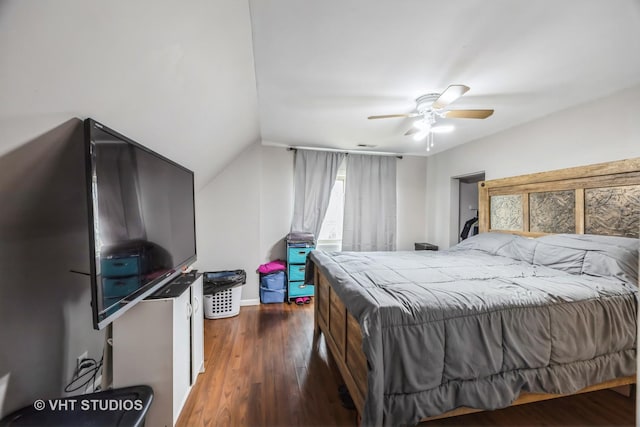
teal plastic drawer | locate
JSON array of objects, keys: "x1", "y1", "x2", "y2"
[
  {"x1": 288, "y1": 264, "x2": 306, "y2": 281},
  {"x1": 288, "y1": 247, "x2": 314, "y2": 264},
  {"x1": 289, "y1": 281, "x2": 314, "y2": 298},
  {"x1": 101, "y1": 256, "x2": 140, "y2": 278},
  {"x1": 102, "y1": 276, "x2": 140, "y2": 298}
]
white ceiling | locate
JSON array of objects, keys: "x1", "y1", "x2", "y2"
[{"x1": 249, "y1": 0, "x2": 640, "y2": 156}]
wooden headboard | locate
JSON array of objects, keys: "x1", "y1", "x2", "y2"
[{"x1": 478, "y1": 158, "x2": 640, "y2": 238}]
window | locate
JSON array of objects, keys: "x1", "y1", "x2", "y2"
[{"x1": 317, "y1": 161, "x2": 346, "y2": 251}]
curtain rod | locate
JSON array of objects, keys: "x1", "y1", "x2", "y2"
[{"x1": 286, "y1": 146, "x2": 403, "y2": 159}]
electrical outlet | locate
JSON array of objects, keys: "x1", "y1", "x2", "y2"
[{"x1": 76, "y1": 351, "x2": 88, "y2": 371}]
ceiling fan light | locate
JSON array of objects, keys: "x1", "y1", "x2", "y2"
[
  {"x1": 431, "y1": 125, "x2": 455, "y2": 133},
  {"x1": 413, "y1": 130, "x2": 429, "y2": 141},
  {"x1": 413, "y1": 120, "x2": 429, "y2": 130}
]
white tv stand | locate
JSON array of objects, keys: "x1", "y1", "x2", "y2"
[{"x1": 112, "y1": 274, "x2": 204, "y2": 427}]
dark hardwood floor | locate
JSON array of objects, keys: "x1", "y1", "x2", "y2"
[{"x1": 177, "y1": 302, "x2": 636, "y2": 427}]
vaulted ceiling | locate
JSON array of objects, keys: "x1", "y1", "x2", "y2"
[{"x1": 249, "y1": 0, "x2": 640, "y2": 155}]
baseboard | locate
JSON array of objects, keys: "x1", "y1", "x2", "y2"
[{"x1": 240, "y1": 299, "x2": 260, "y2": 306}]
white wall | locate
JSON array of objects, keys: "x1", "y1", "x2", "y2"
[
  {"x1": 259, "y1": 147, "x2": 295, "y2": 271},
  {"x1": 193, "y1": 144, "x2": 295, "y2": 302},
  {"x1": 426, "y1": 84, "x2": 640, "y2": 249},
  {"x1": 397, "y1": 156, "x2": 428, "y2": 250},
  {"x1": 195, "y1": 145, "x2": 428, "y2": 302}
]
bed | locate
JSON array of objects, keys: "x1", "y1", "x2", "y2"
[{"x1": 308, "y1": 158, "x2": 639, "y2": 426}]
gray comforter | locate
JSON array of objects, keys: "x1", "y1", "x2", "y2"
[{"x1": 307, "y1": 233, "x2": 638, "y2": 426}]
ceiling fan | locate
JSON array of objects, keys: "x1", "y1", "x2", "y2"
[{"x1": 368, "y1": 84, "x2": 494, "y2": 151}]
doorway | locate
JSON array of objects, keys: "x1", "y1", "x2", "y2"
[{"x1": 453, "y1": 172, "x2": 485, "y2": 243}]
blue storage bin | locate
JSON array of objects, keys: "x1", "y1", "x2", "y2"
[
  {"x1": 260, "y1": 287, "x2": 286, "y2": 304},
  {"x1": 261, "y1": 271, "x2": 285, "y2": 290},
  {"x1": 260, "y1": 271, "x2": 286, "y2": 303}
]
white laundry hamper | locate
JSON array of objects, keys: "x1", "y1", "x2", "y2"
[
  {"x1": 204, "y1": 286, "x2": 242, "y2": 319},
  {"x1": 202, "y1": 270, "x2": 246, "y2": 319}
]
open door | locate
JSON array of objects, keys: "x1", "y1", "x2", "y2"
[{"x1": 455, "y1": 173, "x2": 485, "y2": 243}]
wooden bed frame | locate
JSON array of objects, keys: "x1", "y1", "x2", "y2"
[{"x1": 313, "y1": 157, "x2": 639, "y2": 423}]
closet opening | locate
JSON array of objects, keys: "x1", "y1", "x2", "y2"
[{"x1": 452, "y1": 172, "x2": 485, "y2": 245}]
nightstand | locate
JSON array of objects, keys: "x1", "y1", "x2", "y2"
[{"x1": 414, "y1": 242, "x2": 438, "y2": 251}]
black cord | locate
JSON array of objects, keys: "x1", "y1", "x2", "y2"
[
  {"x1": 93, "y1": 355, "x2": 103, "y2": 392},
  {"x1": 64, "y1": 356, "x2": 103, "y2": 394}
]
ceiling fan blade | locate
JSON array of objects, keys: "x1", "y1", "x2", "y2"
[
  {"x1": 443, "y1": 109, "x2": 494, "y2": 119},
  {"x1": 368, "y1": 113, "x2": 417, "y2": 120},
  {"x1": 404, "y1": 127, "x2": 419, "y2": 136},
  {"x1": 432, "y1": 85, "x2": 470, "y2": 110}
]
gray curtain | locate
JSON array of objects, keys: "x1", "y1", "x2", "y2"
[
  {"x1": 291, "y1": 149, "x2": 346, "y2": 237},
  {"x1": 342, "y1": 154, "x2": 397, "y2": 251}
]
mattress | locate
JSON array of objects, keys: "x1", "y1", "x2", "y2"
[{"x1": 307, "y1": 233, "x2": 638, "y2": 426}]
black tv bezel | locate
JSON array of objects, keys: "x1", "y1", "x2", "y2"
[{"x1": 84, "y1": 118, "x2": 197, "y2": 330}]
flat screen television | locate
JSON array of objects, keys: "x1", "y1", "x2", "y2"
[{"x1": 84, "y1": 119, "x2": 196, "y2": 330}]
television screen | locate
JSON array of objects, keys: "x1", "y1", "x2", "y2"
[{"x1": 85, "y1": 119, "x2": 196, "y2": 329}]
